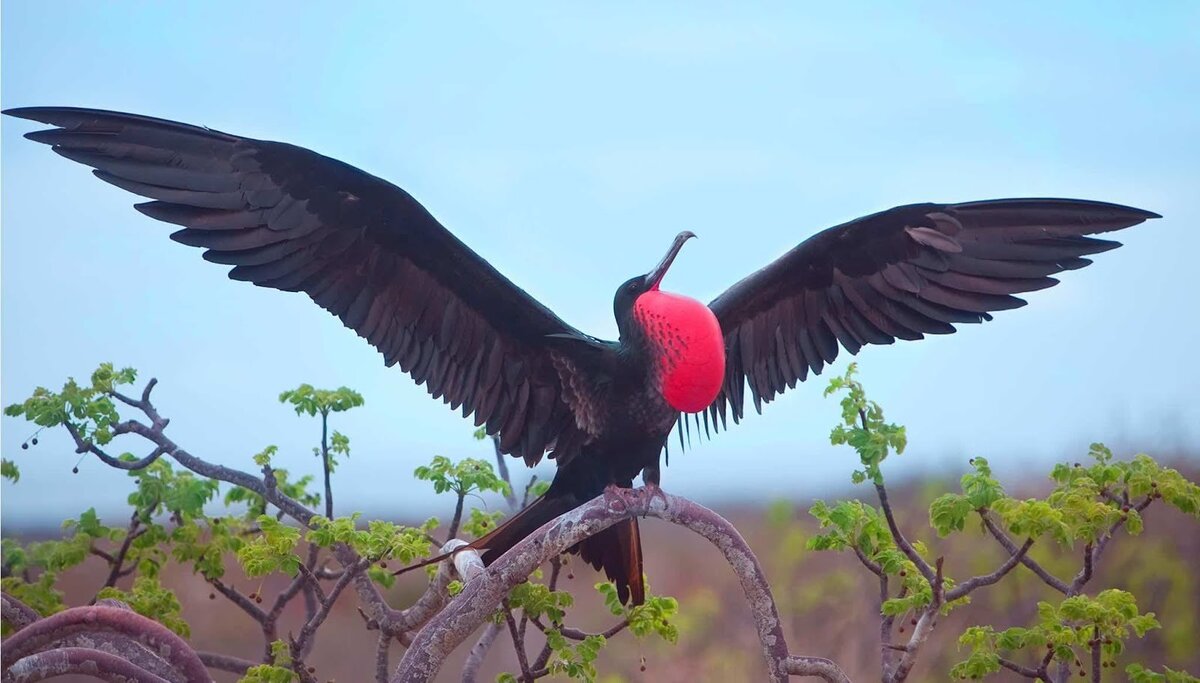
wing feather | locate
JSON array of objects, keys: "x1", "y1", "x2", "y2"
[
  {"x1": 707, "y1": 198, "x2": 1157, "y2": 426},
  {"x1": 7, "y1": 106, "x2": 600, "y2": 466}
]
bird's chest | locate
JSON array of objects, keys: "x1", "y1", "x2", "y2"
[{"x1": 633, "y1": 293, "x2": 726, "y2": 414}]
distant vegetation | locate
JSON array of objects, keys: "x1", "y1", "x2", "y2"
[{"x1": 2, "y1": 363, "x2": 1197, "y2": 682}]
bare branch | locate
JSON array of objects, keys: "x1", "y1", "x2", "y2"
[
  {"x1": 502, "y1": 604, "x2": 533, "y2": 681},
  {"x1": 99, "y1": 513, "x2": 146, "y2": 590},
  {"x1": 197, "y1": 650, "x2": 256, "y2": 676},
  {"x1": 528, "y1": 615, "x2": 629, "y2": 641},
  {"x1": 946, "y1": 537, "x2": 1035, "y2": 602},
  {"x1": 853, "y1": 545, "x2": 884, "y2": 578},
  {"x1": 890, "y1": 557, "x2": 944, "y2": 682},
  {"x1": 979, "y1": 511, "x2": 1069, "y2": 595},
  {"x1": 1069, "y1": 496, "x2": 1153, "y2": 595},
  {"x1": 208, "y1": 578, "x2": 267, "y2": 623},
  {"x1": 447, "y1": 492, "x2": 466, "y2": 541},
  {"x1": 998, "y1": 656, "x2": 1050, "y2": 680},
  {"x1": 874, "y1": 481, "x2": 937, "y2": 587},
  {"x1": 2, "y1": 592, "x2": 40, "y2": 632},
  {"x1": 292, "y1": 558, "x2": 370, "y2": 657},
  {"x1": 4, "y1": 647, "x2": 172, "y2": 683},
  {"x1": 374, "y1": 633, "x2": 393, "y2": 683},
  {"x1": 785, "y1": 656, "x2": 853, "y2": 683},
  {"x1": 1, "y1": 606, "x2": 208, "y2": 683},
  {"x1": 490, "y1": 436, "x2": 519, "y2": 511},
  {"x1": 460, "y1": 622, "x2": 502, "y2": 683}
]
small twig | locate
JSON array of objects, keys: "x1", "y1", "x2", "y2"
[
  {"x1": 1068, "y1": 496, "x2": 1153, "y2": 595},
  {"x1": 461, "y1": 623, "x2": 503, "y2": 683},
  {"x1": 874, "y1": 481, "x2": 936, "y2": 588},
  {"x1": 980, "y1": 511, "x2": 1069, "y2": 594},
  {"x1": 296, "y1": 562, "x2": 329, "y2": 604},
  {"x1": 946, "y1": 537, "x2": 1034, "y2": 602},
  {"x1": 319, "y1": 409, "x2": 334, "y2": 519},
  {"x1": 859, "y1": 409, "x2": 936, "y2": 588},
  {"x1": 447, "y1": 491, "x2": 466, "y2": 542},
  {"x1": 528, "y1": 615, "x2": 630, "y2": 641},
  {"x1": 853, "y1": 545, "x2": 884, "y2": 578},
  {"x1": 491, "y1": 436, "x2": 519, "y2": 511},
  {"x1": 530, "y1": 644, "x2": 553, "y2": 678},
  {"x1": 198, "y1": 650, "x2": 257, "y2": 675},
  {"x1": 502, "y1": 603, "x2": 533, "y2": 682},
  {"x1": 208, "y1": 578, "x2": 267, "y2": 623},
  {"x1": 998, "y1": 656, "x2": 1051, "y2": 680},
  {"x1": 100, "y1": 512, "x2": 147, "y2": 590},
  {"x1": 291, "y1": 558, "x2": 369, "y2": 657}
]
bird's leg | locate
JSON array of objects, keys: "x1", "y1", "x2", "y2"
[
  {"x1": 602, "y1": 483, "x2": 639, "y2": 511},
  {"x1": 641, "y1": 460, "x2": 669, "y2": 512}
]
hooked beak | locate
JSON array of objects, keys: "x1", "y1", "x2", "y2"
[{"x1": 645, "y1": 231, "x2": 696, "y2": 290}]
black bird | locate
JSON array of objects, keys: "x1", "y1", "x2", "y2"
[{"x1": 3, "y1": 106, "x2": 1158, "y2": 605}]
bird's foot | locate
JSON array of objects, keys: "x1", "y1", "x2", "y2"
[
  {"x1": 643, "y1": 482, "x2": 669, "y2": 511},
  {"x1": 603, "y1": 483, "x2": 641, "y2": 512}
]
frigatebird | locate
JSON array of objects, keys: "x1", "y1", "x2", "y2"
[{"x1": 4, "y1": 107, "x2": 1158, "y2": 605}]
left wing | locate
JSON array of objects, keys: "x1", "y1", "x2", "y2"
[
  {"x1": 705, "y1": 198, "x2": 1158, "y2": 429},
  {"x1": 4, "y1": 106, "x2": 602, "y2": 466}
]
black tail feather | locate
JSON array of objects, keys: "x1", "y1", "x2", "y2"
[{"x1": 392, "y1": 493, "x2": 646, "y2": 605}]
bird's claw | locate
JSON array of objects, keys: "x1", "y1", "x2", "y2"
[
  {"x1": 602, "y1": 483, "x2": 637, "y2": 512},
  {"x1": 643, "y1": 482, "x2": 669, "y2": 511}
]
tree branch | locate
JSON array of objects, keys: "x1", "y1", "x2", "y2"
[
  {"x1": 946, "y1": 537, "x2": 1034, "y2": 602},
  {"x1": 873, "y1": 481, "x2": 936, "y2": 587},
  {"x1": 785, "y1": 656, "x2": 853, "y2": 683},
  {"x1": 502, "y1": 604, "x2": 533, "y2": 682},
  {"x1": 1, "y1": 606, "x2": 208, "y2": 683},
  {"x1": 393, "y1": 490, "x2": 846, "y2": 683},
  {"x1": 1, "y1": 592, "x2": 40, "y2": 632},
  {"x1": 198, "y1": 650, "x2": 256, "y2": 676},
  {"x1": 979, "y1": 511, "x2": 1069, "y2": 595},
  {"x1": 208, "y1": 578, "x2": 267, "y2": 624},
  {"x1": 291, "y1": 558, "x2": 369, "y2": 658},
  {"x1": 999, "y1": 656, "x2": 1051, "y2": 681},
  {"x1": 889, "y1": 557, "x2": 944, "y2": 682},
  {"x1": 460, "y1": 622, "x2": 502, "y2": 683},
  {"x1": 99, "y1": 512, "x2": 146, "y2": 590},
  {"x1": 4, "y1": 647, "x2": 172, "y2": 683}
]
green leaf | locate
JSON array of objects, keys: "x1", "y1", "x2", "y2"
[
  {"x1": 237, "y1": 515, "x2": 301, "y2": 577},
  {"x1": 413, "y1": 455, "x2": 511, "y2": 498},
  {"x1": 929, "y1": 493, "x2": 971, "y2": 536},
  {"x1": 1, "y1": 459, "x2": 20, "y2": 483},
  {"x1": 96, "y1": 575, "x2": 190, "y2": 637},
  {"x1": 278, "y1": 384, "x2": 364, "y2": 417}
]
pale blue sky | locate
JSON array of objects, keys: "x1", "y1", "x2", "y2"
[{"x1": 3, "y1": 2, "x2": 1198, "y2": 527}]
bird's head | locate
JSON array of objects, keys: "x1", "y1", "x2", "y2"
[
  {"x1": 613, "y1": 230, "x2": 725, "y2": 412},
  {"x1": 613, "y1": 230, "x2": 696, "y2": 337}
]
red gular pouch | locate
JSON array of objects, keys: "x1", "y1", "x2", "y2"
[{"x1": 633, "y1": 290, "x2": 726, "y2": 413}]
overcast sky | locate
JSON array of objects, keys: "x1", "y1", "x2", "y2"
[{"x1": 3, "y1": 2, "x2": 1198, "y2": 528}]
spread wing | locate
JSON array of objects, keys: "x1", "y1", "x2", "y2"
[
  {"x1": 704, "y1": 198, "x2": 1158, "y2": 430},
  {"x1": 5, "y1": 106, "x2": 598, "y2": 466}
]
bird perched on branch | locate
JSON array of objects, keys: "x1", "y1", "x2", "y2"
[{"x1": 4, "y1": 106, "x2": 1158, "y2": 605}]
